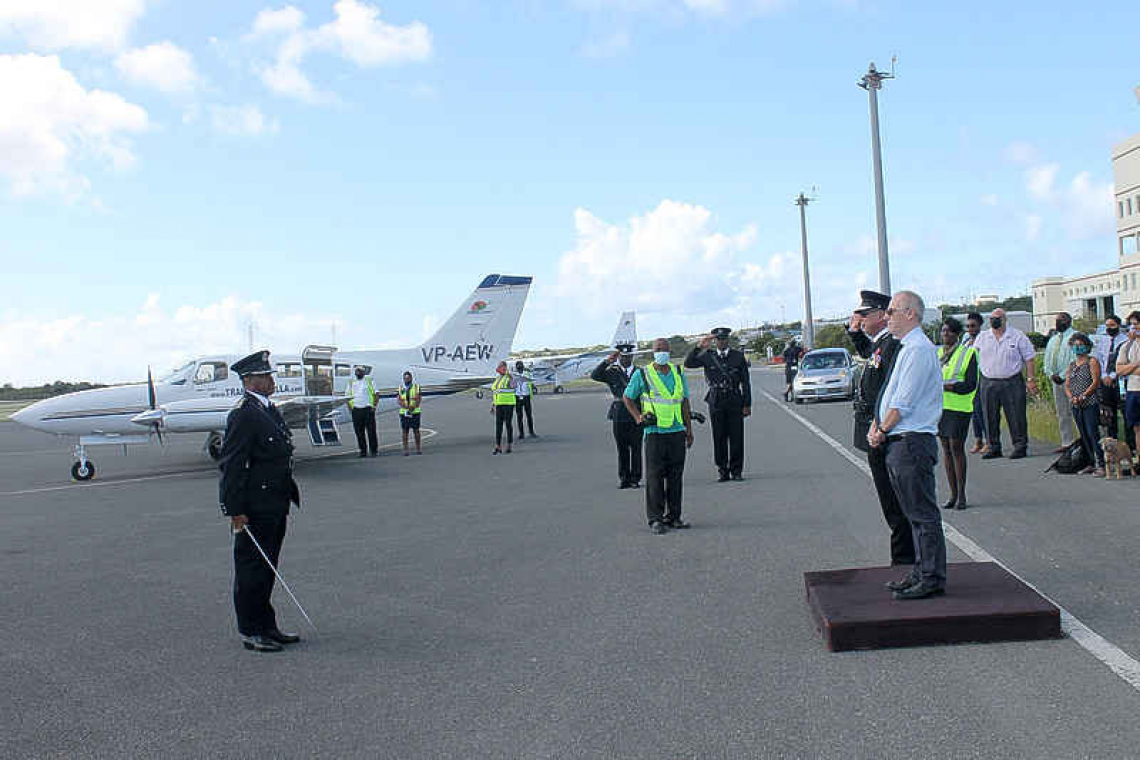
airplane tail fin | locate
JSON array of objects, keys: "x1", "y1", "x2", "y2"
[
  {"x1": 416, "y1": 274, "x2": 533, "y2": 373},
  {"x1": 612, "y1": 311, "x2": 637, "y2": 347}
]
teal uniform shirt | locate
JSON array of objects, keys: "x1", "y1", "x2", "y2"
[{"x1": 623, "y1": 364, "x2": 690, "y2": 436}]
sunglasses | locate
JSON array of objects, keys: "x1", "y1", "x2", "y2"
[{"x1": 885, "y1": 307, "x2": 912, "y2": 317}]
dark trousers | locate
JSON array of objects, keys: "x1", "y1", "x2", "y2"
[
  {"x1": 884, "y1": 433, "x2": 946, "y2": 586},
  {"x1": 868, "y1": 443, "x2": 916, "y2": 565},
  {"x1": 515, "y1": 396, "x2": 535, "y2": 437},
  {"x1": 971, "y1": 392, "x2": 986, "y2": 442},
  {"x1": 1072, "y1": 404, "x2": 1105, "y2": 467},
  {"x1": 613, "y1": 415, "x2": 643, "y2": 485},
  {"x1": 351, "y1": 406, "x2": 378, "y2": 455},
  {"x1": 981, "y1": 375, "x2": 1028, "y2": 453},
  {"x1": 495, "y1": 405, "x2": 515, "y2": 447},
  {"x1": 233, "y1": 513, "x2": 287, "y2": 636},
  {"x1": 644, "y1": 431, "x2": 686, "y2": 524},
  {"x1": 709, "y1": 406, "x2": 745, "y2": 476},
  {"x1": 1099, "y1": 387, "x2": 1135, "y2": 450}
]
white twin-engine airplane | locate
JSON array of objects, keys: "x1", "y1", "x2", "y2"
[
  {"x1": 12, "y1": 274, "x2": 533, "y2": 481},
  {"x1": 526, "y1": 311, "x2": 639, "y2": 392}
]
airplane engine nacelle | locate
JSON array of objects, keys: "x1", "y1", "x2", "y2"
[{"x1": 160, "y1": 398, "x2": 238, "y2": 433}]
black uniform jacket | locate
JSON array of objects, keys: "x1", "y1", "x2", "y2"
[
  {"x1": 218, "y1": 394, "x2": 300, "y2": 517},
  {"x1": 848, "y1": 328, "x2": 902, "y2": 451},
  {"x1": 591, "y1": 360, "x2": 640, "y2": 422},
  {"x1": 684, "y1": 347, "x2": 752, "y2": 411}
]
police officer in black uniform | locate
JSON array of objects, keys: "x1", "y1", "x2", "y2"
[
  {"x1": 684, "y1": 327, "x2": 752, "y2": 481},
  {"x1": 847, "y1": 291, "x2": 915, "y2": 566},
  {"x1": 590, "y1": 343, "x2": 643, "y2": 488},
  {"x1": 218, "y1": 350, "x2": 302, "y2": 653}
]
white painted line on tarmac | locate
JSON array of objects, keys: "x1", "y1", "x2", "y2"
[
  {"x1": 761, "y1": 389, "x2": 1140, "y2": 693},
  {"x1": 0, "y1": 428, "x2": 438, "y2": 498}
]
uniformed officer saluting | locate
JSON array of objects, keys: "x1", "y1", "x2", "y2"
[
  {"x1": 218, "y1": 350, "x2": 302, "y2": 653},
  {"x1": 590, "y1": 342, "x2": 643, "y2": 489},
  {"x1": 847, "y1": 290, "x2": 915, "y2": 567},
  {"x1": 684, "y1": 327, "x2": 752, "y2": 481}
]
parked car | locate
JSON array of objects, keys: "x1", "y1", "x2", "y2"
[{"x1": 792, "y1": 348, "x2": 855, "y2": 403}]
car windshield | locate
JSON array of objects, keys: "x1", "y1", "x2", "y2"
[{"x1": 802, "y1": 353, "x2": 846, "y2": 371}]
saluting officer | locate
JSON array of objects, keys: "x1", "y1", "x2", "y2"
[
  {"x1": 684, "y1": 327, "x2": 752, "y2": 481},
  {"x1": 590, "y1": 342, "x2": 643, "y2": 488},
  {"x1": 847, "y1": 290, "x2": 915, "y2": 567},
  {"x1": 218, "y1": 350, "x2": 302, "y2": 653}
]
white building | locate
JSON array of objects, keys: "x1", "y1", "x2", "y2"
[{"x1": 1032, "y1": 131, "x2": 1140, "y2": 332}]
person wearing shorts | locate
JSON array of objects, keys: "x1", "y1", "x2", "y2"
[{"x1": 398, "y1": 371, "x2": 422, "y2": 456}]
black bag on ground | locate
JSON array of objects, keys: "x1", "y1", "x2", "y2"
[{"x1": 1045, "y1": 439, "x2": 1090, "y2": 474}]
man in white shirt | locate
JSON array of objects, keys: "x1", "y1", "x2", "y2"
[
  {"x1": 346, "y1": 366, "x2": 379, "y2": 457},
  {"x1": 972, "y1": 308, "x2": 1038, "y2": 459},
  {"x1": 514, "y1": 360, "x2": 538, "y2": 439}
]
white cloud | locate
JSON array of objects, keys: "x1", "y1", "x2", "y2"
[
  {"x1": 0, "y1": 53, "x2": 149, "y2": 197},
  {"x1": 210, "y1": 104, "x2": 280, "y2": 136},
  {"x1": 1004, "y1": 140, "x2": 1038, "y2": 166},
  {"x1": 0, "y1": 294, "x2": 345, "y2": 386},
  {"x1": 1025, "y1": 163, "x2": 1058, "y2": 199},
  {"x1": 1019, "y1": 159, "x2": 1113, "y2": 241},
  {"x1": 249, "y1": 0, "x2": 432, "y2": 102},
  {"x1": 115, "y1": 41, "x2": 200, "y2": 94},
  {"x1": 0, "y1": 0, "x2": 148, "y2": 51}
]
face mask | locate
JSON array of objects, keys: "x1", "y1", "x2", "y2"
[
  {"x1": 1073, "y1": 344, "x2": 1091, "y2": 356},
  {"x1": 990, "y1": 317, "x2": 1003, "y2": 328},
  {"x1": 1056, "y1": 321, "x2": 1070, "y2": 332},
  {"x1": 653, "y1": 351, "x2": 671, "y2": 365},
  {"x1": 496, "y1": 367, "x2": 506, "y2": 375},
  {"x1": 1107, "y1": 327, "x2": 1120, "y2": 336},
  {"x1": 355, "y1": 371, "x2": 364, "y2": 379},
  {"x1": 403, "y1": 377, "x2": 412, "y2": 386}
]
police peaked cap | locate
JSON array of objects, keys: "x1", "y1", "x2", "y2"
[
  {"x1": 854, "y1": 289, "x2": 891, "y2": 315},
  {"x1": 615, "y1": 343, "x2": 635, "y2": 354},
  {"x1": 231, "y1": 350, "x2": 273, "y2": 377},
  {"x1": 711, "y1": 327, "x2": 732, "y2": 339}
]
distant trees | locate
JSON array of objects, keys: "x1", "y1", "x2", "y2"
[{"x1": 0, "y1": 381, "x2": 105, "y2": 401}]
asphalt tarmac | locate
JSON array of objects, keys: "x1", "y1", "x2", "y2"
[{"x1": 3, "y1": 370, "x2": 1140, "y2": 759}]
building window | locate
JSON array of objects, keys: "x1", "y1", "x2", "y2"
[
  {"x1": 1122, "y1": 201, "x2": 1127, "y2": 218},
  {"x1": 1130, "y1": 198, "x2": 1135, "y2": 216},
  {"x1": 1124, "y1": 235, "x2": 1139, "y2": 256}
]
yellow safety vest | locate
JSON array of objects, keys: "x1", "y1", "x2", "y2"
[
  {"x1": 492, "y1": 374, "x2": 517, "y2": 406},
  {"x1": 346, "y1": 377, "x2": 376, "y2": 409},
  {"x1": 642, "y1": 363, "x2": 684, "y2": 429},
  {"x1": 940, "y1": 343, "x2": 977, "y2": 413},
  {"x1": 399, "y1": 384, "x2": 420, "y2": 416}
]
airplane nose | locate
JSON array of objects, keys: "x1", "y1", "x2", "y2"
[{"x1": 9, "y1": 403, "x2": 36, "y2": 427}]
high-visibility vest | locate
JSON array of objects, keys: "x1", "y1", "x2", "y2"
[
  {"x1": 492, "y1": 374, "x2": 517, "y2": 406},
  {"x1": 940, "y1": 343, "x2": 977, "y2": 413},
  {"x1": 641, "y1": 363, "x2": 684, "y2": 429},
  {"x1": 399, "y1": 384, "x2": 421, "y2": 416},
  {"x1": 346, "y1": 377, "x2": 376, "y2": 409}
]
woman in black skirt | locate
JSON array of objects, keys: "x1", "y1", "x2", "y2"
[{"x1": 938, "y1": 317, "x2": 979, "y2": 509}]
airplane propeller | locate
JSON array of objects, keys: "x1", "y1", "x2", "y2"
[{"x1": 146, "y1": 367, "x2": 165, "y2": 444}]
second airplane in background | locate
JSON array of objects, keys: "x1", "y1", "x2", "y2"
[{"x1": 524, "y1": 311, "x2": 642, "y2": 393}]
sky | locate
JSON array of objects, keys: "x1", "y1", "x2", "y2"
[{"x1": 1, "y1": 0, "x2": 1137, "y2": 384}]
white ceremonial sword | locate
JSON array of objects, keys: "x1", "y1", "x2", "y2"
[{"x1": 239, "y1": 524, "x2": 317, "y2": 631}]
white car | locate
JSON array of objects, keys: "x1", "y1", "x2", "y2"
[{"x1": 793, "y1": 348, "x2": 856, "y2": 404}]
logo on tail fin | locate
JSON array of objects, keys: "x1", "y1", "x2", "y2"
[{"x1": 468, "y1": 300, "x2": 489, "y2": 314}]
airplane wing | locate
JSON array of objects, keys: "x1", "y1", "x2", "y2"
[{"x1": 273, "y1": 395, "x2": 350, "y2": 428}]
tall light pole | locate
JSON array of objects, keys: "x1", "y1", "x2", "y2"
[
  {"x1": 858, "y1": 60, "x2": 894, "y2": 294},
  {"x1": 795, "y1": 192, "x2": 814, "y2": 350}
]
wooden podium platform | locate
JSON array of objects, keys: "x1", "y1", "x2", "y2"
[{"x1": 804, "y1": 562, "x2": 1062, "y2": 652}]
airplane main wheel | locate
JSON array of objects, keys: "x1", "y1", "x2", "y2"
[
  {"x1": 207, "y1": 433, "x2": 224, "y2": 461},
  {"x1": 71, "y1": 461, "x2": 96, "y2": 481}
]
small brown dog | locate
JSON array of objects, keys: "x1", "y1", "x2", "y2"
[{"x1": 1100, "y1": 437, "x2": 1134, "y2": 479}]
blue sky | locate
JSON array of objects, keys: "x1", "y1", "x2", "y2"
[{"x1": 1, "y1": 1, "x2": 1137, "y2": 383}]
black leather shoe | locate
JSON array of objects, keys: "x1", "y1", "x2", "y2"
[
  {"x1": 630, "y1": 481, "x2": 642, "y2": 489},
  {"x1": 885, "y1": 573, "x2": 920, "y2": 592},
  {"x1": 941, "y1": 498, "x2": 957, "y2": 510},
  {"x1": 956, "y1": 499, "x2": 968, "y2": 510},
  {"x1": 358, "y1": 452, "x2": 367, "y2": 458},
  {"x1": 241, "y1": 635, "x2": 283, "y2": 652},
  {"x1": 649, "y1": 521, "x2": 669, "y2": 534},
  {"x1": 981, "y1": 450, "x2": 1003, "y2": 459},
  {"x1": 666, "y1": 518, "x2": 690, "y2": 529},
  {"x1": 265, "y1": 629, "x2": 301, "y2": 645},
  {"x1": 1009, "y1": 450, "x2": 1027, "y2": 460},
  {"x1": 618, "y1": 481, "x2": 630, "y2": 489},
  {"x1": 893, "y1": 582, "x2": 945, "y2": 600},
  {"x1": 731, "y1": 473, "x2": 744, "y2": 481},
  {"x1": 717, "y1": 473, "x2": 731, "y2": 482}
]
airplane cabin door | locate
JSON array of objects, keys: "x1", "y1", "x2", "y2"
[{"x1": 301, "y1": 345, "x2": 337, "y2": 396}]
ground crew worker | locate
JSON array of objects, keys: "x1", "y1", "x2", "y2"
[
  {"x1": 398, "y1": 370, "x2": 422, "y2": 456},
  {"x1": 590, "y1": 342, "x2": 642, "y2": 488},
  {"x1": 623, "y1": 338, "x2": 694, "y2": 534},
  {"x1": 685, "y1": 327, "x2": 751, "y2": 481},
  {"x1": 514, "y1": 360, "x2": 538, "y2": 439},
  {"x1": 490, "y1": 360, "x2": 517, "y2": 454},
  {"x1": 218, "y1": 350, "x2": 302, "y2": 653},
  {"x1": 346, "y1": 366, "x2": 378, "y2": 458}
]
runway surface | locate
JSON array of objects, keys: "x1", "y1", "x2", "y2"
[{"x1": 3, "y1": 370, "x2": 1140, "y2": 759}]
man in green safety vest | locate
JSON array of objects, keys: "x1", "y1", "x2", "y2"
[
  {"x1": 398, "y1": 370, "x2": 422, "y2": 456},
  {"x1": 346, "y1": 366, "x2": 379, "y2": 458},
  {"x1": 622, "y1": 337, "x2": 694, "y2": 534},
  {"x1": 490, "y1": 360, "x2": 519, "y2": 455}
]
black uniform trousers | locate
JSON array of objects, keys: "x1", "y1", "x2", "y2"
[
  {"x1": 981, "y1": 375, "x2": 1028, "y2": 454},
  {"x1": 233, "y1": 512, "x2": 287, "y2": 636},
  {"x1": 644, "y1": 431, "x2": 686, "y2": 524},
  {"x1": 515, "y1": 396, "x2": 535, "y2": 437},
  {"x1": 709, "y1": 406, "x2": 744, "y2": 477},
  {"x1": 868, "y1": 442, "x2": 916, "y2": 565},
  {"x1": 351, "y1": 406, "x2": 378, "y2": 455},
  {"x1": 495, "y1": 405, "x2": 515, "y2": 446},
  {"x1": 613, "y1": 412, "x2": 642, "y2": 485}
]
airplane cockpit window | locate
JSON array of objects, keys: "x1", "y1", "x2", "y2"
[
  {"x1": 194, "y1": 361, "x2": 229, "y2": 384},
  {"x1": 335, "y1": 364, "x2": 351, "y2": 377},
  {"x1": 160, "y1": 361, "x2": 194, "y2": 385}
]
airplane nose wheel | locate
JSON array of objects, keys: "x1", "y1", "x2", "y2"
[{"x1": 71, "y1": 443, "x2": 95, "y2": 481}]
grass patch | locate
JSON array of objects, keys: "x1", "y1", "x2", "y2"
[
  {"x1": 0, "y1": 400, "x2": 33, "y2": 421},
  {"x1": 1025, "y1": 399, "x2": 1060, "y2": 446}
]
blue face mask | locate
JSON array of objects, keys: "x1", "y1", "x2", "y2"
[
  {"x1": 654, "y1": 351, "x2": 671, "y2": 365},
  {"x1": 1073, "y1": 344, "x2": 1091, "y2": 356}
]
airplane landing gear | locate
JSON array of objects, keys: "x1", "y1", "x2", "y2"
[
  {"x1": 71, "y1": 444, "x2": 95, "y2": 481},
  {"x1": 206, "y1": 432, "x2": 224, "y2": 461}
]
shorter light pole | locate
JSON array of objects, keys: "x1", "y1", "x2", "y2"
[{"x1": 795, "y1": 192, "x2": 815, "y2": 350}]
